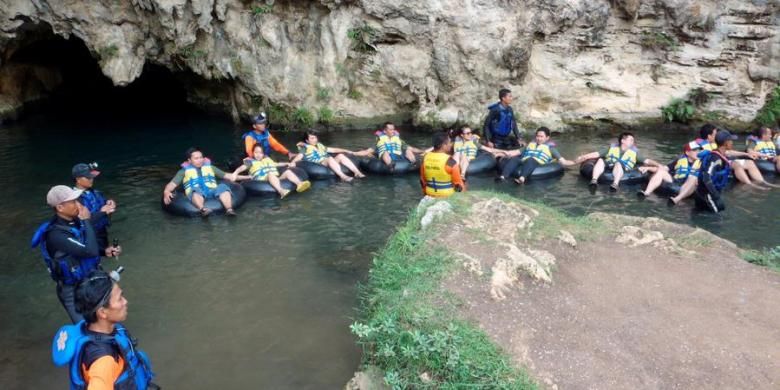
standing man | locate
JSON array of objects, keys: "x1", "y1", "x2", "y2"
[
  {"x1": 420, "y1": 131, "x2": 465, "y2": 198},
  {"x1": 484, "y1": 88, "x2": 524, "y2": 150},
  {"x1": 31, "y1": 186, "x2": 122, "y2": 322},
  {"x1": 162, "y1": 147, "x2": 239, "y2": 216},
  {"x1": 73, "y1": 163, "x2": 116, "y2": 249},
  {"x1": 243, "y1": 112, "x2": 296, "y2": 160},
  {"x1": 52, "y1": 270, "x2": 158, "y2": 389}
]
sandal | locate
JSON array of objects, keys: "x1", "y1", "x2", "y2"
[
  {"x1": 225, "y1": 208, "x2": 237, "y2": 216},
  {"x1": 199, "y1": 207, "x2": 212, "y2": 217}
]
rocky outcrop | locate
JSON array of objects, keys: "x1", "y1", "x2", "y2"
[{"x1": 1, "y1": 0, "x2": 778, "y2": 128}]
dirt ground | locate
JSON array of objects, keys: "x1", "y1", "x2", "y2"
[{"x1": 441, "y1": 205, "x2": 780, "y2": 390}]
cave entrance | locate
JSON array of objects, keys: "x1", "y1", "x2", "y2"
[{"x1": 3, "y1": 23, "x2": 197, "y2": 122}]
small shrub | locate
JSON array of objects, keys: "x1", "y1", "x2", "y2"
[
  {"x1": 742, "y1": 246, "x2": 780, "y2": 271},
  {"x1": 316, "y1": 86, "x2": 331, "y2": 102},
  {"x1": 292, "y1": 107, "x2": 314, "y2": 127},
  {"x1": 251, "y1": 3, "x2": 273, "y2": 15},
  {"x1": 661, "y1": 98, "x2": 695, "y2": 123},
  {"x1": 318, "y1": 106, "x2": 334, "y2": 124},
  {"x1": 639, "y1": 31, "x2": 679, "y2": 51},
  {"x1": 97, "y1": 45, "x2": 119, "y2": 59},
  {"x1": 178, "y1": 45, "x2": 207, "y2": 59},
  {"x1": 347, "y1": 88, "x2": 363, "y2": 101},
  {"x1": 268, "y1": 102, "x2": 292, "y2": 125},
  {"x1": 755, "y1": 85, "x2": 780, "y2": 126},
  {"x1": 347, "y1": 23, "x2": 379, "y2": 52}
]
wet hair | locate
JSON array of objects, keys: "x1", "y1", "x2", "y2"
[
  {"x1": 536, "y1": 127, "x2": 551, "y2": 137},
  {"x1": 499, "y1": 88, "x2": 511, "y2": 100},
  {"x1": 432, "y1": 131, "x2": 451, "y2": 150},
  {"x1": 699, "y1": 123, "x2": 717, "y2": 139},
  {"x1": 618, "y1": 132, "x2": 634, "y2": 143},
  {"x1": 301, "y1": 130, "x2": 318, "y2": 143},
  {"x1": 383, "y1": 122, "x2": 395, "y2": 130},
  {"x1": 185, "y1": 147, "x2": 202, "y2": 160},
  {"x1": 75, "y1": 270, "x2": 115, "y2": 324}
]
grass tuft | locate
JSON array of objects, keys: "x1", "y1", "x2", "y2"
[{"x1": 742, "y1": 247, "x2": 780, "y2": 272}]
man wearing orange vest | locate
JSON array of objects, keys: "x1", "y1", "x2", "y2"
[{"x1": 420, "y1": 132, "x2": 465, "y2": 197}]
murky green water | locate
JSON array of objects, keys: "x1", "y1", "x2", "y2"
[{"x1": 1, "y1": 109, "x2": 778, "y2": 389}]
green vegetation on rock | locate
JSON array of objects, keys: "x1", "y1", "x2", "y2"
[
  {"x1": 754, "y1": 85, "x2": 780, "y2": 126},
  {"x1": 661, "y1": 88, "x2": 712, "y2": 123},
  {"x1": 347, "y1": 23, "x2": 379, "y2": 53},
  {"x1": 97, "y1": 44, "x2": 119, "y2": 59},
  {"x1": 317, "y1": 106, "x2": 334, "y2": 124},
  {"x1": 292, "y1": 107, "x2": 314, "y2": 128},
  {"x1": 742, "y1": 246, "x2": 780, "y2": 272},
  {"x1": 639, "y1": 31, "x2": 679, "y2": 51}
]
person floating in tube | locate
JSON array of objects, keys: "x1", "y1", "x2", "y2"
[
  {"x1": 637, "y1": 141, "x2": 702, "y2": 205},
  {"x1": 72, "y1": 162, "x2": 116, "y2": 249},
  {"x1": 574, "y1": 132, "x2": 661, "y2": 192},
  {"x1": 52, "y1": 270, "x2": 160, "y2": 389},
  {"x1": 420, "y1": 131, "x2": 465, "y2": 198},
  {"x1": 746, "y1": 126, "x2": 780, "y2": 173},
  {"x1": 292, "y1": 130, "x2": 368, "y2": 182},
  {"x1": 362, "y1": 122, "x2": 424, "y2": 171},
  {"x1": 243, "y1": 112, "x2": 296, "y2": 160},
  {"x1": 162, "y1": 147, "x2": 240, "y2": 217},
  {"x1": 231, "y1": 143, "x2": 311, "y2": 198},
  {"x1": 494, "y1": 127, "x2": 577, "y2": 184},
  {"x1": 31, "y1": 186, "x2": 122, "y2": 323},
  {"x1": 450, "y1": 126, "x2": 504, "y2": 181}
]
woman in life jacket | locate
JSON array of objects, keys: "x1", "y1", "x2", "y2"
[
  {"x1": 746, "y1": 126, "x2": 780, "y2": 173},
  {"x1": 637, "y1": 142, "x2": 702, "y2": 205},
  {"x1": 292, "y1": 130, "x2": 366, "y2": 182},
  {"x1": 231, "y1": 144, "x2": 311, "y2": 198},
  {"x1": 451, "y1": 126, "x2": 502, "y2": 180}
]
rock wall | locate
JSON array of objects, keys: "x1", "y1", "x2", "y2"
[{"x1": 1, "y1": 0, "x2": 778, "y2": 129}]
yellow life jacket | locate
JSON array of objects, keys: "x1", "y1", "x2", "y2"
[
  {"x1": 182, "y1": 160, "x2": 218, "y2": 197},
  {"x1": 521, "y1": 142, "x2": 555, "y2": 164},
  {"x1": 753, "y1": 140, "x2": 777, "y2": 157},
  {"x1": 605, "y1": 145, "x2": 638, "y2": 170},
  {"x1": 453, "y1": 136, "x2": 480, "y2": 161},
  {"x1": 422, "y1": 152, "x2": 455, "y2": 197},
  {"x1": 299, "y1": 143, "x2": 329, "y2": 164},
  {"x1": 696, "y1": 139, "x2": 717, "y2": 151},
  {"x1": 247, "y1": 157, "x2": 279, "y2": 181},
  {"x1": 672, "y1": 156, "x2": 701, "y2": 181},
  {"x1": 376, "y1": 133, "x2": 403, "y2": 156}
]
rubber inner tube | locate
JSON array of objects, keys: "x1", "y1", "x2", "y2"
[
  {"x1": 755, "y1": 159, "x2": 777, "y2": 175},
  {"x1": 497, "y1": 158, "x2": 564, "y2": 180},
  {"x1": 465, "y1": 153, "x2": 497, "y2": 175},
  {"x1": 242, "y1": 167, "x2": 309, "y2": 196},
  {"x1": 579, "y1": 159, "x2": 648, "y2": 185},
  {"x1": 297, "y1": 154, "x2": 360, "y2": 180},
  {"x1": 656, "y1": 181, "x2": 681, "y2": 197},
  {"x1": 360, "y1": 156, "x2": 418, "y2": 175},
  {"x1": 162, "y1": 181, "x2": 247, "y2": 217}
]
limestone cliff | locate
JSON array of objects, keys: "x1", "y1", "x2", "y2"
[{"x1": 1, "y1": 0, "x2": 778, "y2": 128}]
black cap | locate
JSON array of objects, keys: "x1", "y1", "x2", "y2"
[
  {"x1": 253, "y1": 112, "x2": 267, "y2": 125},
  {"x1": 715, "y1": 130, "x2": 737, "y2": 145},
  {"x1": 72, "y1": 163, "x2": 100, "y2": 179}
]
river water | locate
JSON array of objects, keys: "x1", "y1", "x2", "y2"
[{"x1": 1, "y1": 107, "x2": 778, "y2": 389}]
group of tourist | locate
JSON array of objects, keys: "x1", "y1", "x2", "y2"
[{"x1": 32, "y1": 87, "x2": 780, "y2": 389}]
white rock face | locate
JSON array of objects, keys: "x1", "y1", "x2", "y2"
[{"x1": 1, "y1": 0, "x2": 777, "y2": 127}]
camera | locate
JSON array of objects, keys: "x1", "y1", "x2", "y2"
[{"x1": 88, "y1": 162, "x2": 99, "y2": 170}]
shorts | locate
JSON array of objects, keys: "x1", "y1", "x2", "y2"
[{"x1": 188, "y1": 183, "x2": 230, "y2": 200}]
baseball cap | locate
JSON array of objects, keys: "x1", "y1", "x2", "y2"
[
  {"x1": 683, "y1": 141, "x2": 702, "y2": 153},
  {"x1": 72, "y1": 163, "x2": 100, "y2": 179},
  {"x1": 46, "y1": 185, "x2": 83, "y2": 207},
  {"x1": 252, "y1": 112, "x2": 268, "y2": 125},
  {"x1": 715, "y1": 130, "x2": 737, "y2": 145}
]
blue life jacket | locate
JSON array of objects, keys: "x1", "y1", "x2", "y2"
[
  {"x1": 699, "y1": 150, "x2": 731, "y2": 191},
  {"x1": 31, "y1": 220, "x2": 101, "y2": 285},
  {"x1": 487, "y1": 103, "x2": 514, "y2": 137},
  {"x1": 78, "y1": 189, "x2": 109, "y2": 230},
  {"x1": 52, "y1": 321, "x2": 155, "y2": 390},
  {"x1": 243, "y1": 130, "x2": 271, "y2": 155}
]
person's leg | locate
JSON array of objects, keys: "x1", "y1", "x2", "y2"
[
  {"x1": 459, "y1": 155, "x2": 470, "y2": 180},
  {"x1": 732, "y1": 161, "x2": 768, "y2": 189},
  {"x1": 267, "y1": 174, "x2": 288, "y2": 197},
  {"x1": 190, "y1": 192, "x2": 205, "y2": 210},
  {"x1": 499, "y1": 156, "x2": 523, "y2": 180},
  {"x1": 610, "y1": 164, "x2": 624, "y2": 190},
  {"x1": 56, "y1": 284, "x2": 83, "y2": 323},
  {"x1": 671, "y1": 176, "x2": 697, "y2": 204},
  {"x1": 405, "y1": 148, "x2": 416, "y2": 163},
  {"x1": 380, "y1": 151, "x2": 392, "y2": 166},
  {"x1": 515, "y1": 159, "x2": 539, "y2": 184},
  {"x1": 774, "y1": 157, "x2": 780, "y2": 172},
  {"x1": 336, "y1": 154, "x2": 365, "y2": 177},
  {"x1": 641, "y1": 170, "x2": 671, "y2": 195},
  {"x1": 591, "y1": 159, "x2": 606, "y2": 183},
  {"x1": 218, "y1": 189, "x2": 233, "y2": 211},
  {"x1": 325, "y1": 157, "x2": 352, "y2": 181},
  {"x1": 744, "y1": 160, "x2": 780, "y2": 187},
  {"x1": 280, "y1": 170, "x2": 301, "y2": 185}
]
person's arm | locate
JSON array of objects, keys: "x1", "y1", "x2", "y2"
[
  {"x1": 574, "y1": 151, "x2": 600, "y2": 164},
  {"x1": 268, "y1": 134, "x2": 292, "y2": 156},
  {"x1": 244, "y1": 136, "x2": 255, "y2": 157},
  {"x1": 162, "y1": 171, "x2": 184, "y2": 204},
  {"x1": 510, "y1": 108, "x2": 521, "y2": 140},
  {"x1": 483, "y1": 110, "x2": 497, "y2": 145},
  {"x1": 85, "y1": 355, "x2": 122, "y2": 390},
  {"x1": 552, "y1": 148, "x2": 575, "y2": 167},
  {"x1": 326, "y1": 146, "x2": 354, "y2": 154},
  {"x1": 232, "y1": 163, "x2": 249, "y2": 176},
  {"x1": 212, "y1": 167, "x2": 238, "y2": 181},
  {"x1": 419, "y1": 163, "x2": 427, "y2": 194},
  {"x1": 47, "y1": 221, "x2": 100, "y2": 258},
  {"x1": 725, "y1": 149, "x2": 756, "y2": 159},
  {"x1": 445, "y1": 158, "x2": 465, "y2": 192},
  {"x1": 230, "y1": 163, "x2": 252, "y2": 181},
  {"x1": 291, "y1": 153, "x2": 304, "y2": 164}
]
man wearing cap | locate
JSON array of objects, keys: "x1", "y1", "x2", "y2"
[
  {"x1": 31, "y1": 186, "x2": 122, "y2": 322},
  {"x1": 695, "y1": 131, "x2": 738, "y2": 212},
  {"x1": 72, "y1": 163, "x2": 116, "y2": 249},
  {"x1": 243, "y1": 112, "x2": 295, "y2": 160},
  {"x1": 693, "y1": 124, "x2": 777, "y2": 189},
  {"x1": 637, "y1": 142, "x2": 702, "y2": 204}
]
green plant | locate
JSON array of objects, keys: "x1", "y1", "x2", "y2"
[
  {"x1": 353, "y1": 202, "x2": 536, "y2": 389},
  {"x1": 347, "y1": 23, "x2": 379, "y2": 52},
  {"x1": 347, "y1": 88, "x2": 363, "y2": 101},
  {"x1": 661, "y1": 98, "x2": 695, "y2": 123},
  {"x1": 97, "y1": 45, "x2": 119, "y2": 59},
  {"x1": 335, "y1": 63, "x2": 349, "y2": 78},
  {"x1": 251, "y1": 3, "x2": 273, "y2": 15},
  {"x1": 268, "y1": 102, "x2": 292, "y2": 125},
  {"x1": 639, "y1": 31, "x2": 679, "y2": 51},
  {"x1": 292, "y1": 107, "x2": 314, "y2": 127},
  {"x1": 316, "y1": 86, "x2": 331, "y2": 102},
  {"x1": 755, "y1": 86, "x2": 780, "y2": 126},
  {"x1": 318, "y1": 106, "x2": 334, "y2": 124},
  {"x1": 178, "y1": 45, "x2": 207, "y2": 59},
  {"x1": 742, "y1": 246, "x2": 780, "y2": 272}
]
